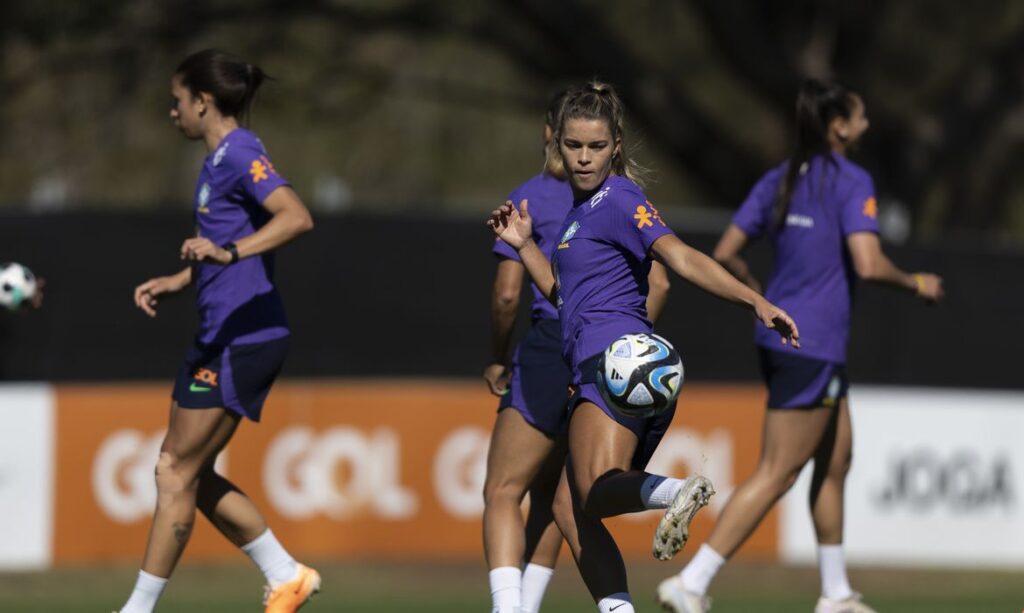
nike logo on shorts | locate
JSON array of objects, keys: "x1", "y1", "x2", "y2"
[{"x1": 189, "y1": 383, "x2": 212, "y2": 392}]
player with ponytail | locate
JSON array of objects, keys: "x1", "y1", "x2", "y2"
[
  {"x1": 490, "y1": 80, "x2": 798, "y2": 613},
  {"x1": 661, "y1": 79, "x2": 944, "y2": 613},
  {"x1": 120, "y1": 50, "x2": 318, "y2": 613}
]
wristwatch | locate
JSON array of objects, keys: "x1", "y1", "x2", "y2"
[{"x1": 222, "y1": 242, "x2": 240, "y2": 264}]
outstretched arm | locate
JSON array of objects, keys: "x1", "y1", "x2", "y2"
[
  {"x1": 487, "y1": 200, "x2": 557, "y2": 304},
  {"x1": 652, "y1": 233, "x2": 799, "y2": 346},
  {"x1": 847, "y1": 232, "x2": 943, "y2": 302}
]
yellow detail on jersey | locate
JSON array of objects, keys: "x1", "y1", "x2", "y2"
[
  {"x1": 863, "y1": 196, "x2": 878, "y2": 219},
  {"x1": 250, "y1": 160, "x2": 269, "y2": 183},
  {"x1": 634, "y1": 205, "x2": 654, "y2": 229}
]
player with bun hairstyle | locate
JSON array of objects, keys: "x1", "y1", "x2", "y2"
[
  {"x1": 119, "y1": 50, "x2": 318, "y2": 613},
  {"x1": 489, "y1": 80, "x2": 798, "y2": 613},
  {"x1": 482, "y1": 90, "x2": 670, "y2": 613},
  {"x1": 660, "y1": 79, "x2": 943, "y2": 613}
]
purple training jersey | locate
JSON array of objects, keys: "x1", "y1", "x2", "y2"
[
  {"x1": 733, "y1": 153, "x2": 880, "y2": 363},
  {"x1": 192, "y1": 128, "x2": 290, "y2": 346},
  {"x1": 493, "y1": 173, "x2": 573, "y2": 321},
  {"x1": 551, "y1": 175, "x2": 674, "y2": 381}
]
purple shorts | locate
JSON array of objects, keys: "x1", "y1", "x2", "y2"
[
  {"x1": 759, "y1": 347, "x2": 848, "y2": 409},
  {"x1": 172, "y1": 336, "x2": 289, "y2": 422},
  {"x1": 498, "y1": 318, "x2": 571, "y2": 436},
  {"x1": 571, "y1": 350, "x2": 677, "y2": 470}
]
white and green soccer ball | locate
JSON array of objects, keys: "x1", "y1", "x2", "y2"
[
  {"x1": 597, "y1": 333, "x2": 684, "y2": 418},
  {"x1": 0, "y1": 262, "x2": 38, "y2": 310}
]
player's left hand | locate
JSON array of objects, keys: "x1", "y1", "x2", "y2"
[
  {"x1": 754, "y1": 298, "x2": 800, "y2": 348},
  {"x1": 180, "y1": 237, "x2": 231, "y2": 265},
  {"x1": 483, "y1": 362, "x2": 511, "y2": 397}
]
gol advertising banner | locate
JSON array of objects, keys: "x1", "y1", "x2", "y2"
[{"x1": 53, "y1": 381, "x2": 776, "y2": 563}]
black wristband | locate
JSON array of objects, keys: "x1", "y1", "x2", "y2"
[{"x1": 222, "y1": 242, "x2": 239, "y2": 264}]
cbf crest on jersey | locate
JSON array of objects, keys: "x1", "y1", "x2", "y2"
[
  {"x1": 197, "y1": 182, "x2": 211, "y2": 213},
  {"x1": 558, "y1": 221, "x2": 581, "y2": 249}
]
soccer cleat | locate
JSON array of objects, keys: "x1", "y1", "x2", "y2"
[
  {"x1": 263, "y1": 563, "x2": 321, "y2": 613},
  {"x1": 652, "y1": 475, "x2": 715, "y2": 561},
  {"x1": 655, "y1": 574, "x2": 711, "y2": 612},
  {"x1": 814, "y1": 592, "x2": 877, "y2": 613}
]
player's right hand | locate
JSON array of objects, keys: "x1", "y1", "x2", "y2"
[
  {"x1": 483, "y1": 362, "x2": 511, "y2": 397},
  {"x1": 914, "y1": 272, "x2": 944, "y2": 304},
  {"x1": 134, "y1": 275, "x2": 186, "y2": 317},
  {"x1": 487, "y1": 199, "x2": 533, "y2": 250}
]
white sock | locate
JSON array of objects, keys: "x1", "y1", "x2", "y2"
[
  {"x1": 597, "y1": 592, "x2": 633, "y2": 613},
  {"x1": 489, "y1": 566, "x2": 522, "y2": 613},
  {"x1": 680, "y1": 543, "x2": 726, "y2": 595},
  {"x1": 520, "y1": 563, "x2": 554, "y2": 613},
  {"x1": 120, "y1": 570, "x2": 168, "y2": 613},
  {"x1": 818, "y1": 544, "x2": 854, "y2": 600},
  {"x1": 641, "y1": 475, "x2": 684, "y2": 509},
  {"x1": 241, "y1": 529, "x2": 299, "y2": 587}
]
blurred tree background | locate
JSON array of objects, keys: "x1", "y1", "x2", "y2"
[{"x1": 3, "y1": 0, "x2": 1024, "y2": 245}]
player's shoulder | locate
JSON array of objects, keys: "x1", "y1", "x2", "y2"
[
  {"x1": 510, "y1": 173, "x2": 547, "y2": 200},
  {"x1": 833, "y1": 155, "x2": 873, "y2": 189},
  {"x1": 213, "y1": 129, "x2": 270, "y2": 171},
  {"x1": 597, "y1": 175, "x2": 648, "y2": 210}
]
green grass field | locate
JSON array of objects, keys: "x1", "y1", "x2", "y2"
[{"x1": 0, "y1": 560, "x2": 1020, "y2": 612}]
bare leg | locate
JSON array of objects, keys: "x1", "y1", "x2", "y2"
[
  {"x1": 522, "y1": 433, "x2": 568, "y2": 568},
  {"x1": 196, "y1": 467, "x2": 268, "y2": 547},
  {"x1": 140, "y1": 403, "x2": 240, "y2": 578},
  {"x1": 557, "y1": 403, "x2": 640, "y2": 602},
  {"x1": 483, "y1": 408, "x2": 563, "y2": 569},
  {"x1": 809, "y1": 399, "x2": 852, "y2": 544},
  {"x1": 706, "y1": 407, "x2": 834, "y2": 558}
]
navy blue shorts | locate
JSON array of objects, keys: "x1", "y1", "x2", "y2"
[
  {"x1": 571, "y1": 352, "x2": 676, "y2": 470},
  {"x1": 172, "y1": 336, "x2": 289, "y2": 422},
  {"x1": 498, "y1": 318, "x2": 571, "y2": 436},
  {"x1": 759, "y1": 347, "x2": 848, "y2": 409}
]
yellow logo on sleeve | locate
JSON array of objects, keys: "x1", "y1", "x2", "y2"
[
  {"x1": 634, "y1": 201, "x2": 666, "y2": 229},
  {"x1": 863, "y1": 196, "x2": 878, "y2": 219},
  {"x1": 634, "y1": 205, "x2": 653, "y2": 229},
  {"x1": 250, "y1": 160, "x2": 269, "y2": 183},
  {"x1": 249, "y1": 156, "x2": 277, "y2": 184}
]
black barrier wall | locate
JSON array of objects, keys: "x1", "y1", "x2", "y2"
[{"x1": 0, "y1": 212, "x2": 1019, "y2": 389}]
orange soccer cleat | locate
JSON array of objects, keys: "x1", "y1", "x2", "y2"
[{"x1": 263, "y1": 563, "x2": 321, "y2": 613}]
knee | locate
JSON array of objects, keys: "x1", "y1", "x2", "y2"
[
  {"x1": 154, "y1": 451, "x2": 200, "y2": 499},
  {"x1": 482, "y1": 472, "x2": 527, "y2": 509},
  {"x1": 756, "y1": 462, "x2": 803, "y2": 496}
]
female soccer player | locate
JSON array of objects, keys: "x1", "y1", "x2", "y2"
[
  {"x1": 119, "y1": 50, "x2": 318, "y2": 613},
  {"x1": 483, "y1": 91, "x2": 670, "y2": 613},
  {"x1": 489, "y1": 80, "x2": 798, "y2": 613},
  {"x1": 660, "y1": 79, "x2": 944, "y2": 613}
]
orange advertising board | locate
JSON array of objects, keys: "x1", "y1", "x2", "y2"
[{"x1": 53, "y1": 381, "x2": 776, "y2": 563}]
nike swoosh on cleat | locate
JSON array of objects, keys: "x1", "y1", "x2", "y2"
[{"x1": 189, "y1": 383, "x2": 212, "y2": 392}]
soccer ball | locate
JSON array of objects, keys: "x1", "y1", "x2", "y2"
[
  {"x1": 0, "y1": 263, "x2": 38, "y2": 310},
  {"x1": 596, "y1": 333, "x2": 684, "y2": 418}
]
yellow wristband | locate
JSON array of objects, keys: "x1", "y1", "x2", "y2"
[{"x1": 912, "y1": 273, "x2": 926, "y2": 295}]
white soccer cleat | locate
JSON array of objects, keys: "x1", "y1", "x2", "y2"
[
  {"x1": 656, "y1": 574, "x2": 710, "y2": 612},
  {"x1": 814, "y1": 592, "x2": 877, "y2": 613},
  {"x1": 652, "y1": 475, "x2": 715, "y2": 561}
]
